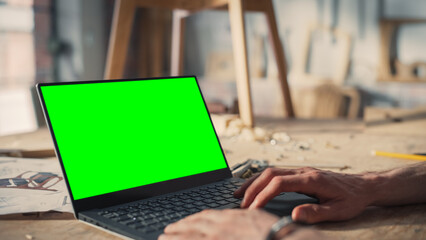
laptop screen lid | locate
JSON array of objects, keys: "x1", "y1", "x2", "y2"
[{"x1": 37, "y1": 76, "x2": 232, "y2": 215}]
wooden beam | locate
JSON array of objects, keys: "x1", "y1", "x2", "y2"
[
  {"x1": 137, "y1": 9, "x2": 150, "y2": 78},
  {"x1": 150, "y1": 9, "x2": 167, "y2": 77},
  {"x1": 228, "y1": 0, "x2": 254, "y2": 127},
  {"x1": 171, "y1": 10, "x2": 190, "y2": 76},
  {"x1": 134, "y1": 0, "x2": 228, "y2": 11},
  {"x1": 264, "y1": 0, "x2": 294, "y2": 117},
  {"x1": 104, "y1": 0, "x2": 136, "y2": 79}
]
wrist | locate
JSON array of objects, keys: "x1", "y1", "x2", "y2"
[{"x1": 360, "y1": 171, "x2": 389, "y2": 206}]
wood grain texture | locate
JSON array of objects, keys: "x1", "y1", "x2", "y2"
[
  {"x1": 264, "y1": 0, "x2": 294, "y2": 117},
  {"x1": 378, "y1": 19, "x2": 426, "y2": 82},
  {"x1": 104, "y1": 0, "x2": 136, "y2": 79},
  {"x1": 104, "y1": 0, "x2": 294, "y2": 127},
  {"x1": 133, "y1": 0, "x2": 228, "y2": 10},
  {"x1": 1, "y1": 117, "x2": 426, "y2": 239},
  {"x1": 170, "y1": 9, "x2": 189, "y2": 76},
  {"x1": 228, "y1": 0, "x2": 254, "y2": 127}
]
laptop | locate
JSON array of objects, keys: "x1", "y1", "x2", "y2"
[{"x1": 37, "y1": 76, "x2": 316, "y2": 240}]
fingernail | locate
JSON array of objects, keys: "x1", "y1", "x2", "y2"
[{"x1": 241, "y1": 198, "x2": 246, "y2": 208}]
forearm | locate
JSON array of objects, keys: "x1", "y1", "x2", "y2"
[{"x1": 365, "y1": 162, "x2": 426, "y2": 206}]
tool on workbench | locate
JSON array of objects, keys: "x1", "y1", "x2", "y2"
[
  {"x1": 231, "y1": 159, "x2": 350, "y2": 178},
  {"x1": 0, "y1": 149, "x2": 56, "y2": 158},
  {"x1": 372, "y1": 150, "x2": 426, "y2": 162},
  {"x1": 231, "y1": 159, "x2": 269, "y2": 179}
]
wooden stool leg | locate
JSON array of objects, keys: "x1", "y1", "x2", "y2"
[
  {"x1": 104, "y1": 0, "x2": 136, "y2": 79},
  {"x1": 228, "y1": 0, "x2": 254, "y2": 127},
  {"x1": 151, "y1": 9, "x2": 167, "y2": 77},
  {"x1": 171, "y1": 10, "x2": 190, "y2": 76},
  {"x1": 264, "y1": 0, "x2": 295, "y2": 117}
]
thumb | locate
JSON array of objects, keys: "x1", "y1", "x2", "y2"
[{"x1": 292, "y1": 203, "x2": 338, "y2": 224}]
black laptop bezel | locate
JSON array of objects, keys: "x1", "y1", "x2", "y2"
[{"x1": 36, "y1": 76, "x2": 233, "y2": 215}]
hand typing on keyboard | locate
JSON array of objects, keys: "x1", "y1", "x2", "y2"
[{"x1": 159, "y1": 209, "x2": 279, "y2": 240}]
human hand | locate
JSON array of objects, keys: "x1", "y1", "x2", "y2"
[
  {"x1": 159, "y1": 209, "x2": 279, "y2": 240},
  {"x1": 234, "y1": 167, "x2": 375, "y2": 224}
]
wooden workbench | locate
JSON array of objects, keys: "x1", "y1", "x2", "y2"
[{"x1": 0, "y1": 118, "x2": 425, "y2": 239}]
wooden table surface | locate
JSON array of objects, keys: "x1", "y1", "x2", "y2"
[{"x1": 0, "y1": 118, "x2": 425, "y2": 239}]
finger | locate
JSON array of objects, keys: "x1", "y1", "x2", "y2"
[
  {"x1": 249, "y1": 172, "x2": 327, "y2": 209},
  {"x1": 159, "y1": 233, "x2": 205, "y2": 240},
  {"x1": 234, "y1": 173, "x2": 261, "y2": 198},
  {"x1": 182, "y1": 209, "x2": 223, "y2": 222},
  {"x1": 292, "y1": 203, "x2": 337, "y2": 224},
  {"x1": 248, "y1": 175, "x2": 286, "y2": 209},
  {"x1": 165, "y1": 219, "x2": 212, "y2": 234},
  {"x1": 235, "y1": 167, "x2": 315, "y2": 198},
  {"x1": 241, "y1": 168, "x2": 298, "y2": 208}
]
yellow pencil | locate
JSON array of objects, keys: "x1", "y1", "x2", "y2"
[{"x1": 372, "y1": 150, "x2": 426, "y2": 161}]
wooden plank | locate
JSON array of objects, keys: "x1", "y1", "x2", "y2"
[
  {"x1": 104, "y1": 0, "x2": 136, "y2": 79},
  {"x1": 170, "y1": 10, "x2": 190, "y2": 76},
  {"x1": 378, "y1": 20, "x2": 394, "y2": 82},
  {"x1": 228, "y1": 0, "x2": 254, "y2": 127},
  {"x1": 2, "y1": 119, "x2": 426, "y2": 239},
  {"x1": 263, "y1": 0, "x2": 294, "y2": 117},
  {"x1": 137, "y1": 9, "x2": 150, "y2": 78},
  {"x1": 364, "y1": 107, "x2": 426, "y2": 136},
  {"x1": 134, "y1": 0, "x2": 229, "y2": 11},
  {"x1": 150, "y1": 8, "x2": 167, "y2": 77},
  {"x1": 341, "y1": 88, "x2": 360, "y2": 119}
]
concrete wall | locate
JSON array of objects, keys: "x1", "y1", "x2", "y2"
[
  {"x1": 56, "y1": 0, "x2": 107, "y2": 82},
  {"x1": 183, "y1": 0, "x2": 426, "y2": 115}
]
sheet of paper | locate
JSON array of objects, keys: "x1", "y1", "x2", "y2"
[{"x1": 0, "y1": 157, "x2": 73, "y2": 215}]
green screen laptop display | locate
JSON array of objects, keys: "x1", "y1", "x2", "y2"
[{"x1": 40, "y1": 77, "x2": 227, "y2": 200}]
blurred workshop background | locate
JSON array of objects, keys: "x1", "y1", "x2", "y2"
[{"x1": 1, "y1": 0, "x2": 426, "y2": 136}]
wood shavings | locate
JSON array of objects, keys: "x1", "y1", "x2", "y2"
[
  {"x1": 218, "y1": 117, "x2": 270, "y2": 142},
  {"x1": 297, "y1": 142, "x2": 310, "y2": 150},
  {"x1": 223, "y1": 118, "x2": 244, "y2": 137},
  {"x1": 271, "y1": 132, "x2": 291, "y2": 143},
  {"x1": 223, "y1": 149, "x2": 233, "y2": 154},
  {"x1": 240, "y1": 128, "x2": 256, "y2": 141},
  {"x1": 325, "y1": 141, "x2": 340, "y2": 149},
  {"x1": 25, "y1": 234, "x2": 34, "y2": 240},
  {"x1": 276, "y1": 154, "x2": 286, "y2": 161}
]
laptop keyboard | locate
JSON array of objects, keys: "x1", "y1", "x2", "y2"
[{"x1": 97, "y1": 179, "x2": 244, "y2": 234}]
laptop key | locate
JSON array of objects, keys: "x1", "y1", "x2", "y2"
[
  {"x1": 137, "y1": 226, "x2": 156, "y2": 234},
  {"x1": 207, "y1": 203, "x2": 220, "y2": 208},
  {"x1": 118, "y1": 215, "x2": 131, "y2": 222},
  {"x1": 173, "y1": 201, "x2": 185, "y2": 206},
  {"x1": 203, "y1": 199, "x2": 214, "y2": 204},
  {"x1": 183, "y1": 204, "x2": 196, "y2": 209},
  {"x1": 193, "y1": 201, "x2": 205, "y2": 206},
  {"x1": 217, "y1": 202, "x2": 240, "y2": 209},
  {"x1": 151, "y1": 223, "x2": 164, "y2": 230},
  {"x1": 143, "y1": 219, "x2": 158, "y2": 225},
  {"x1": 198, "y1": 206, "x2": 209, "y2": 210},
  {"x1": 217, "y1": 200, "x2": 229, "y2": 205},
  {"x1": 103, "y1": 213, "x2": 116, "y2": 218}
]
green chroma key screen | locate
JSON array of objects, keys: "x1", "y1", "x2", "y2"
[{"x1": 40, "y1": 77, "x2": 228, "y2": 200}]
